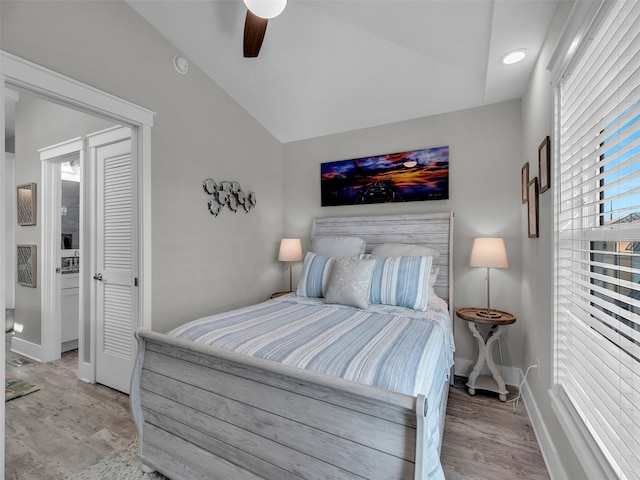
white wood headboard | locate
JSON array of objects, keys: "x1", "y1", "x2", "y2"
[{"x1": 312, "y1": 212, "x2": 454, "y2": 306}]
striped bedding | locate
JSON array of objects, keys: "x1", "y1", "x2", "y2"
[{"x1": 168, "y1": 293, "x2": 454, "y2": 480}]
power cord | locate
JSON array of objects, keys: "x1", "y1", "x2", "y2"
[{"x1": 508, "y1": 360, "x2": 540, "y2": 413}]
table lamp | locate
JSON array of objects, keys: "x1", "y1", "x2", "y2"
[
  {"x1": 278, "y1": 238, "x2": 303, "y2": 291},
  {"x1": 469, "y1": 237, "x2": 509, "y2": 318}
]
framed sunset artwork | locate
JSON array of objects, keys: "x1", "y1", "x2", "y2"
[{"x1": 320, "y1": 146, "x2": 449, "y2": 207}]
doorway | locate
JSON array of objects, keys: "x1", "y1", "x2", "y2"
[
  {"x1": 38, "y1": 126, "x2": 135, "y2": 393},
  {"x1": 1, "y1": 50, "x2": 153, "y2": 383}
]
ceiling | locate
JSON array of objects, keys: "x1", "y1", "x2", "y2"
[{"x1": 133, "y1": 1, "x2": 558, "y2": 143}]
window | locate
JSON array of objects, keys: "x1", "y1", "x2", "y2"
[{"x1": 554, "y1": 1, "x2": 640, "y2": 478}]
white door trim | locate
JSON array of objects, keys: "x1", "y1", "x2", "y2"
[
  {"x1": 1, "y1": 49, "x2": 155, "y2": 335},
  {"x1": 0, "y1": 77, "x2": 7, "y2": 478},
  {"x1": 1, "y1": 49, "x2": 154, "y2": 473},
  {"x1": 39, "y1": 138, "x2": 84, "y2": 363}
]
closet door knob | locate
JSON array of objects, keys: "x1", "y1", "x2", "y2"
[{"x1": 93, "y1": 273, "x2": 103, "y2": 281}]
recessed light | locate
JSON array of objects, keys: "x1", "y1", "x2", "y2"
[{"x1": 501, "y1": 49, "x2": 527, "y2": 65}]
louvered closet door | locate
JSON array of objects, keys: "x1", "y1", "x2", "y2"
[{"x1": 95, "y1": 138, "x2": 136, "y2": 394}]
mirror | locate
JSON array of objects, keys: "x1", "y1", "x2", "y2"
[{"x1": 61, "y1": 161, "x2": 80, "y2": 249}]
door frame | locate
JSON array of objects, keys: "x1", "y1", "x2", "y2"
[
  {"x1": 39, "y1": 138, "x2": 84, "y2": 364},
  {"x1": 0, "y1": 51, "x2": 154, "y2": 371}
]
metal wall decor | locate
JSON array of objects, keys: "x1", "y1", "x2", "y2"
[
  {"x1": 17, "y1": 183, "x2": 37, "y2": 226},
  {"x1": 17, "y1": 244, "x2": 37, "y2": 287},
  {"x1": 202, "y1": 179, "x2": 256, "y2": 217}
]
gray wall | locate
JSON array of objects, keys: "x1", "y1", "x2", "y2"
[
  {"x1": 282, "y1": 99, "x2": 524, "y2": 369},
  {"x1": 13, "y1": 93, "x2": 113, "y2": 344},
  {"x1": 1, "y1": 0, "x2": 284, "y2": 335},
  {"x1": 520, "y1": 1, "x2": 586, "y2": 478}
]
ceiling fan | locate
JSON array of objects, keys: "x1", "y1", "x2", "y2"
[{"x1": 243, "y1": 0, "x2": 287, "y2": 57}]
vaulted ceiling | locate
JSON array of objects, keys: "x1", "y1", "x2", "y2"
[{"x1": 129, "y1": 0, "x2": 559, "y2": 143}]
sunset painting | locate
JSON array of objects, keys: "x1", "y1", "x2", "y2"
[{"x1": 321, "y1": 146, "x2": 449, "y2": 206}]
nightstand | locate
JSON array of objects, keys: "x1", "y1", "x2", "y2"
[
  {"x1": 270, "y1": 291, "x2": 291, "y2": 299},
  {"x1": 456, "y1": 307, "x2": 516, "y2": 401}
]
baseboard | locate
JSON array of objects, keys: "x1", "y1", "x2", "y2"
[
  {"x1": 520, "y1": 371, "x2": 568, "y2": 480},
  {"x1": 10, "y1": 336, "x2": 42, "y2": 362},
  {"x1": 61, "y1": 339, "x2": 78, "y2": 352},
  {"x1": 78, "y1": 361, "x2": 94, "y2": 384},
  {"x1": 454, "y1": 357, "x2": 520, "y2": 386}
]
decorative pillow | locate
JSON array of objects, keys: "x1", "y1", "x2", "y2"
[
  {"x1": 371, "y1": 243, "x2": 440, "y2": 259},
  {"x1": 295, "y1": 252, "x2": 335, "y2": 298},
  {"x1": 428, "y1": 266, "x2": 440, "y2": 300},
  {"x1": 325, "y1": 258, "x2": 376, "y2": 309},
  {"x1": 429, "y1": 267, "x2": 439, "y2": 290},
  {"x1": 369, "y1": 256, "x2": 433, "y2": 311},
  {"x1": 311, "y1": 236, "x2": 366, "y2": 257}
]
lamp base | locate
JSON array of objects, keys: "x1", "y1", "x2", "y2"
[{"x1": 477, "y1": 310, "x2": 502, "y2": 319}]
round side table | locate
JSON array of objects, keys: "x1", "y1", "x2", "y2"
[{"x1": 456, "y1": 307, "x2": 516, "y2": 402}]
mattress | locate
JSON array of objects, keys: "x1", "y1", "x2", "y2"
[{"x1": 168, "y1": 294, "x2": 454, "y2": 480}]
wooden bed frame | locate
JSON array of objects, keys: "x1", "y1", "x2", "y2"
[{"x1": 130, "y1": 212, "x2": 454, "y2": 480}]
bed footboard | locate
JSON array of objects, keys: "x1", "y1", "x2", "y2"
[{"x1": 130, "y1": 328, "x2": 432, "y2": 480}]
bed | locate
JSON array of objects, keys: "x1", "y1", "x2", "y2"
[{"x1": 130, "y1": 211, "x2": 455, "y2": 480}]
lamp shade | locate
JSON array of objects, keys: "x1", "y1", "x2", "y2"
[
  {"x1": 278, "y1": 238, "x2": 303, "y2": 262},
  {"x1": 243, "y1": 0, "x2": 287, "y2": 19},
  {"x1": 469, "y1": 237, "x2": 509, "y2": 269}
]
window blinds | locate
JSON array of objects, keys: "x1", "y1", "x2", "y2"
[{"x1": 555, "y1": 1, "x2": 640, "y2": 478}]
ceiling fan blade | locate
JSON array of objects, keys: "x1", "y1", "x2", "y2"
[{"x1": 243, "y1": 10, "x2": 268, "y2": 58}]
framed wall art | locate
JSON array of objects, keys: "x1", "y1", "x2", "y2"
[
  {"x1": 17, "y1": 244, "x2": 37, "y2": 287},
  {"x1": 521, "y1": 162, "x2": 529, "y2": 204},
  {"x1": 528, "y1": 178, "x2": 539, "y2": 238},
  {"x1": 538, "y1": 136, "x2": 550, "y2": 193},
  {"x1": 320, "y1": 146, "x2": 449, "y2": 207},
  {"x1": 17, "y1": 182, "x2": 37, "y2": 226}
]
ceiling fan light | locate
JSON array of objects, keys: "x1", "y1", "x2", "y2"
[{"x1": 243, "y1": 0, "x2": 287, "y2": 19}]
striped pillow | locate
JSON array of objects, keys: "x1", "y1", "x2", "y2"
[
  {"x1": 295, "y1": 252, "x2": 336, "y2": 298},
  {"x1": 369, "y1": 256, "x2": 433, "y2": 311}
]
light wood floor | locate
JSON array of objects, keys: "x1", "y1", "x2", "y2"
[{"x1": 5, "y1": 334, "x2": 549, "y2": 479}]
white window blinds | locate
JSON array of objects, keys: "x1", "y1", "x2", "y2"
[{"x1": 555, "y1": 1, "x2": 640, "y2": 478}]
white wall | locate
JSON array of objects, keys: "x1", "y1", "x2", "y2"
[
  {"x1": 12, "y1": 93, "x2": 113, "y2": 345},
  {"x1": 1, "y1": 0, "x2": 284, "y2": 334},
  {"x1": 520, "y1": 1, "x2": 587, "y2": 478},
  {"x1": 4, "y1": 153, "x2": 14, "y2": 310},
  {"x1": 283, "y1": 99, "x2": 524, "y2": 368}
]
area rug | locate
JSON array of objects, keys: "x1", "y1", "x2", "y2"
[
  {"x1": 5, "y1": 375, "x2": 40, "y2": 402},
  {"x1": 67, "y1": 441, "x2": 168, "y2": 480}
]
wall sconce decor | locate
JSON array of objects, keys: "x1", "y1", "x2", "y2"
[
  {"x1": 202, "y1": 179, "x2": 256, "y2": 217},
  {"x1": 17, "y1": 183, "x2": 37, "y2": 226},
  {"x1": 17, "y1": 244, "x2": 37, "y2": 287}
]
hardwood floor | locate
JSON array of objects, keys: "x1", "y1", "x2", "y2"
[
  {"x1": 5, "y1": 333, "x2": 549, "y2": 479},
  {"x1": 441, "y1": 379, "x2": 550, "y2": 480},
  {"x1": 5, "y1": 334, "x2": 137, "y2": 480}
]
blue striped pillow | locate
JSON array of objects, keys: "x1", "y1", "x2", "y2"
[
  {"x1": 369, "y1": 256, "x2": 433, "y2": 311},
  {"x1": 295, "y1": 252, "x2": 336, "y2": 298}
]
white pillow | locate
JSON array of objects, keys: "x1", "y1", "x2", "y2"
[
  {"x1": 371, "y1": 243, "x2": 440, "y2": 259},
  {"x1": 428, "y1": 267, "x2": 440, "y2": 300},
  {"x1": 311, "y1": 236, "x2": 366, "y2": 257},
  {"x1": 325, "y1": 257, "x2": 376, "y2": 309}
]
